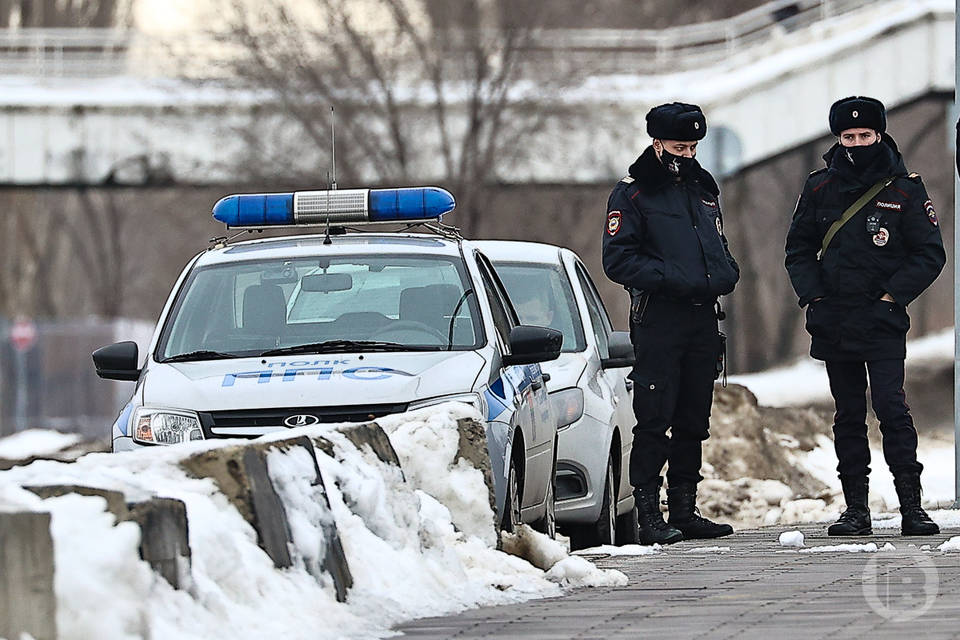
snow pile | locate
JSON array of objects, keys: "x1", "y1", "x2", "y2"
[
  {"x1": 0, "y1": 429, "x2": 82, "y2": 460},
  {"x1": 937, "y1": 537, "x2": 960, "y2": 552},
  {"x1": 798, "y1": 543, "x2": 879, "y2": 554},
  {"x1": 0, "y1": 404, "x2": 623, "y2": 639},
  {"x1": 573, "y1": 544, "x2": 662, "y2": 557},
  {"x1": 778, "y1": 530, "x2": 805, "y2": 548}
]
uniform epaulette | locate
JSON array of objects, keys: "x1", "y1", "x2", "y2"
[
  {"x1": 906, "y1": 172, "x2": 922, "y2": 182},
  {"x1": 620, "y1": 176, "x2": 635, "y2": 184},
  {"x1": 808, "y1": 168, "x2": 828, "y2": 177}
]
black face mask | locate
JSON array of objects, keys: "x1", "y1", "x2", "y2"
[
  {"x1": 659, "y1": 148, "x2": 697, "y2": 177},
  {"x1": 842, "y1": 140, "x2": 884, "y2": 168}
]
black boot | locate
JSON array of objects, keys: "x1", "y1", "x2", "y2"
[
  {"x1": 634, "y1": 481, "x2": 683, "y2": 545},
  {"x1": 666, "y1": 484, "x2": 733, "y2": 539},
  {"x1": 894, "y1": 473, "x2": 939, "y2": 536},
  {"x1": 827, "y1": 476, "x2": 872, "y2": 536}
]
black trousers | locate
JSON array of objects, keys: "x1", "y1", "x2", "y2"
[
  {"x1": 825, "y1": 358, "x2": 922, "y2": 479},
  {"x1": 629, "y1": 298, "x2": 720, "y2": 489}
]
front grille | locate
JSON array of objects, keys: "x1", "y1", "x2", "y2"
[{"x1": 198, "y1": 403, "x2": 409, "y2": 439}]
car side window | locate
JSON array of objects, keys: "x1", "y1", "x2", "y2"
[
  {"x1": 475, "y1": 254, "x2": 513, "y2": 350},
  {"x1": 575, "y1": 263, "x2": 611, "y2": 358}
]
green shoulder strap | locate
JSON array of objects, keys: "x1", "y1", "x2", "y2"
[{"x1": 819, "y1": 176, "x2": 895, "y2": 257}]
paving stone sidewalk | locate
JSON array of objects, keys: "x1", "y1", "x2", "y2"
[{"x1": 395, "y1": 524, "x2": 960, "y2": 639}]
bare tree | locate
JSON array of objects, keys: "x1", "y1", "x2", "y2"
[{"x1": 208, "y1": 0, "x2": 578, "y2": 234}]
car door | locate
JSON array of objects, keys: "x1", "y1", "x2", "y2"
[
  {"x1": 573, "y1": 261, "x2": 634, "y2": 506},
  {"x1": 475, "y1": 252, "x2": 554, "y2": 513}
]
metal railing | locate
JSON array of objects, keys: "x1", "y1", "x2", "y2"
[
  {"x1": 528, "y1": 0, "x2": 886, "y2": 73},
  {"x1": 0, "y1": 27, "x2": 132, "y2": 76},
  {"x1": 0, "y1": 0, "x2": 884, "y2": 78}
]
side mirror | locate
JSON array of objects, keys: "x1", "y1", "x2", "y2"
[
  {"x1": 502, "y1": 325, "x2": 563, "y2": 367},
  {"x1": 92, "y1": 341, "x2": 141, "y2": 381},
  {"x1": 601, "y1": 331, "x2": 635, "y2": 369}
]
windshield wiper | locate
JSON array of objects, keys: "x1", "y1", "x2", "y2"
[
  {"x1": 161, "y1": 350, "x2": 242, "y2": 363},
  {"x1": 260, "y1": 340, "x2": 432, "y2": 357}
]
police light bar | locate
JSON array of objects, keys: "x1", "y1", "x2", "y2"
[{"x1": 212, "y1": 187, "x2": 455, "y2": 228}]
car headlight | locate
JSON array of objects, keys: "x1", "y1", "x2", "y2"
[
  {"x1": 133, "y1": 408, "x2": 204, "y2": 445},
  {"x1": 550, "y1": 388, "x2": 584, "y2": 429},
  {"x1": 409, "y1": 392, "x2": 486, "y2": 418}
]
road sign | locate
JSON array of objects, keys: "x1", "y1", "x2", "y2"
[{"x1": 9, "y1": 319, "x2": 37, "y2": 352}]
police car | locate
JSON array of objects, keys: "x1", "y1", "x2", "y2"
[
  {"x1": 92, "y1": 186, "x2": 562, "y2": 535},
  {"x1": 475, "y1": 241, "x2": 638, "y2": 549}
]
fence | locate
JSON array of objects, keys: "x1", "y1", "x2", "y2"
[
  {"x1": 0, "y1": 316, "x2": 152, "y2": 442},
  {"x1": 0, "y1": 0, "x2": 889, "y2": 78}
]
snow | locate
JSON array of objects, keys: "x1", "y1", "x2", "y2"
[
  {"x1": 779, "y1": 530, "x2": 805, "y2": 548},
  {"x1": 683, "y1": 546, "x2": 730, "y2": 553},
  {"x1": 797, "y1": 543, "x2": 880, "y2": 554},
  {"x1": 938, "y1": 537, "x2": 960, "y2": 552},
  {"x1": 573, "y1": 544, "x2": 662, "y2": 557},
  {"x1": 0, "y1": 404, "x2": 626, "y2": 639},
  {"x1": 731, "y1": 328, "x2": 953, "y2": 408},
  {"x1": 0, "y1": 429, "x2": 82, "y2": 460}
]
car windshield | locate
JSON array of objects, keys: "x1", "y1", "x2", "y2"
[
  {"x1": 157, "y1": 254, "x2": 483, "y2": 360},
  {"x1": 492, "y1": 261, "x2": 586, "y2": 353}
]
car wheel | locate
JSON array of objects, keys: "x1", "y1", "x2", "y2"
[
  {"x1": 532, "y1": 461, "x2": 556, "y2": 539},
  {"x1": 594, "y1": 459, "x2": 617, "y2": 545},
  {"x1": 501, "y1": 457, "x2": 522, "y2": 533},
  {"x1": 568, "y1": 458, "x2": 615, "y2": 550}
]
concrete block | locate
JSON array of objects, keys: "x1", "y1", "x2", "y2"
[
  {"x1": 0, "y1": 511, "x2": 57, "y2": 640},
  {"x1": 180, "y1": 441, "x2": 293, "y2": 568},
  {"x1": 25, "y1": 484, "x2": 129, "y2": 521},
  {"x1": 125, "y1": 498, "x2": 191, "y2": 590},
  {"x1": 455, "y1": 417, "x2": 497, "y2": 518},
  {"x1": 180, "y1": 436, "x2": 352, "y2": 601},
  {"x1": 25, "y1": 485, "x2": 192, "y2": 590}
]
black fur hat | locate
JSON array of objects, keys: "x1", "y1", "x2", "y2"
[
  {"x1": 646, "y1": 102, "x2": 707, "y2": 141},
  {"x1": 829, "y1": 96, "x2": 886, "y2": 135}
]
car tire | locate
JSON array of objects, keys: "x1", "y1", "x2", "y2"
[
  {"x1": 532, "y1": 448, "x2": 557, "y2": 539},
  {"x1": 569, "y1": 458, "x2": 616, "y2": 550},
  {"x1": 501, "y1": 457, "x2": 522, "y2": 533},
  {"x1": 614, "y1": 504, "x2": 640, "y2": 546}
]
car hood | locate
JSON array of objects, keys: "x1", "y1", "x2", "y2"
[
  {"x1": 142, "y1": 351, "x2": 487, "y2": 411},
  {"x1": 540, "y1": 352, "x2": 589, "y2": 391}
]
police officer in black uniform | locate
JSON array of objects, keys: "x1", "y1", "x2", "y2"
[
  {"x1": 603, "y1": 103, "x2": 739, "y2": 545},
  {"x1": 785, "y1": 96, "x2": 944, "y2": 537}
]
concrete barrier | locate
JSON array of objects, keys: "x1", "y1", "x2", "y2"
[
  {"x1": 0, "y1": 511, "x2": 57, "y2": 640},
  {"x1": 455, "y1": 417, "x2": 497, "y2": 519},
  {"x1": 180, "y1": 435, "x2": 352, "y2": 602},
  {"x1": 25, "y1": 485, "x2": 192, "y2": 590}
]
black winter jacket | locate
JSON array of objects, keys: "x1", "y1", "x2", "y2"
[
  {"x1": 784, "y1": 136, "x2": 945, "y2": 361},
  {"x1": 602, "y1": 147, "x2": 739, "y2": 302}
]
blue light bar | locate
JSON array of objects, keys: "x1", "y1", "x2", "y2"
[{"x1": 212, "y1": 187, "x2": 455, "y2": 228}]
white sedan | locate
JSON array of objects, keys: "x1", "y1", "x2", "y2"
[{"x1": 478, "y1": 241, "x2": 638, "y2": 548}]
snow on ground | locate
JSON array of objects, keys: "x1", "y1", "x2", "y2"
[
  {"x1": 0, "y1": 405, "x2": 621, "y2": 640},
  {"x1": 0, "y1": 428, "x2": 81, "y2": 460},
  {"x1": 779, "y1": 531, "x2": 805, "y2": 548},
  {"x1": 729, "y1": 328, "x2": 953, "y2": 408},
  {"x1": 572, "y1": 544, "x2": 662, "y2": 557}
]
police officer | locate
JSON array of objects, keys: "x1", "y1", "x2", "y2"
[
  {"x1": 785, "y1": 96, "x2": 945, "y2": 536},
  {"x1": 603, "y1": 103, "x2": 739, "y2": 545}
]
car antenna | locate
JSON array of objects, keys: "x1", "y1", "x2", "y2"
[{"x1": 324, "y1": 106, "x2": 337, "y2": 245}]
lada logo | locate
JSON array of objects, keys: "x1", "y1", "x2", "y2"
[{"x1": 284, "y1": 414, "x2": 320, "y2": 427}]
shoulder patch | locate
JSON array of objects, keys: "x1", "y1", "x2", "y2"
[
  {"x1": 606, "y1": 210, "x2": 622, "y2": 236},
  {"x1": 924, "y1": 200, "x2": 938, "y2": 226},
  {"x1": 620, "y1": 176, "x2": 635, "y2": 184}
]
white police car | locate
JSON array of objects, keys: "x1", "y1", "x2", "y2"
[
  {"x1": 476, "y1": 241, "x2": 638, "y2": 549},
  {"x1": 93, "y1": 187, "x2": 561, "y2": 535}
]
